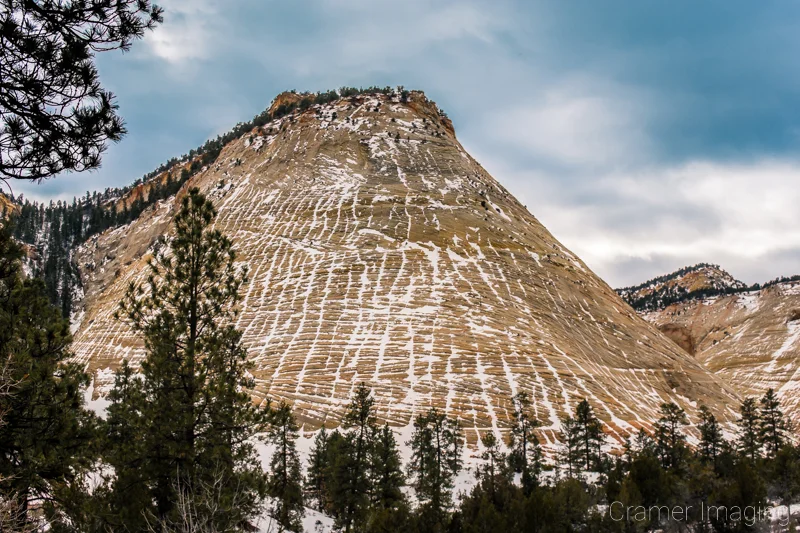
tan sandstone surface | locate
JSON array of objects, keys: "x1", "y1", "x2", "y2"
[
  {"x1": 644, "y1": 282, "x2": 800, "y2": 424},
  {"x1": 70, "y1": 91, "x2": 740, "y2": 445}
]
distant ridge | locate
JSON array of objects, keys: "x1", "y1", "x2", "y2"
[
  {"x1": 617, "y1": 263, "x2": 800, "y2": 312},
  {"x1": 627, "y1": 265, "x2": 800, "y2": 425}
]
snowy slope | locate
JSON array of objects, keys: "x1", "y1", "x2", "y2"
[
  {"x1": 643, "y1": 281, "x2": 800, "y2": 425},
  {"x1": 71, "y1": 90, "x2": 739, "y2": 447}
]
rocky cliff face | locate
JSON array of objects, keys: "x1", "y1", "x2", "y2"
[
  {"x1": 70, "y1": 90, "x2": 739, "y2": 445},
  {"x1": 642, "y1": 281, "x2": 800, "y2": 424},
  {"x1": 0, "y1": 193, "x2": 16, "y2": 218}
]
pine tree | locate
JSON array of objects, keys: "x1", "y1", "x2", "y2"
[
  {"x1": 654, "y1": 402, "x2": 688, "y2": 471},
  {"x1": 408, "y1": 408, "x2": 463, "y2": 526},
  {"x1": 106, "y1": 188, "x2": 269, "y2": 531},
  {"x1": 737, "y1": 397, "x2": 761, "y2": 463},
  {"x1": 508, "y1": 392, "x2": 542, "y2": 494},
  {"x1": 477, "y1": 432, "x2": 508, "y2": 500},
  {"x1": 759, "y1": 388, "x2": 788, "y2": 458},
  {"x1": 369, "y1": 424, "x2": 405, "y2": 509},
  {"x1": 574, "y1": 398, "x2": 604, "y2": 471},
  {"x1": 697, "y1": 405, "x2": 724, "y2": 471},
  {"x1": 367, "y1": 424, "x2": 408, "y2": 532},
  {"x1": 306, "y1": 426, "x2": 331, "y2": 512},
  {"x1": 0, "y1": 223, "x2": 97, "y2": 528},
  {"x1": 559, "y1": 416, "x2": 583, "y2": 478},
  {"x1": 102, "y1": 360, "x2": 151, "y2": 531},
  {"x1": 324, "y1": 430, "x2": 354, "y2": 526},
  {"x1": 267, "y1": 402, "x2": 305, "y2": 533},
  {"x1": 331, "y1": 383, "x2": 378, "y2": 533}
]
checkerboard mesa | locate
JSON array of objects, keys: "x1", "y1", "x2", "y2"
[{"x1": 70, "y1": 88, "x2": 740, "y2": 448}]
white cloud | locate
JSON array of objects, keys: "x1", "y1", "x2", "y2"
[
  {"x1": 483, "y1": 82, "x2": 652, "y2": 169},
  {"x1": 145, "y1": 0, "x2": 220, "y2": 64},
  {"x1": 479, "y1": 156, "x2": 800, "y2": 286}
]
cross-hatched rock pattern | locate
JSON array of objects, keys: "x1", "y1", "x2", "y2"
[
  {"x1": 644, "y1": 282, "x2": 800, "y2": 425},
  {"x1": 71, "y1": 91, "x2": 740, "y2": 445}
]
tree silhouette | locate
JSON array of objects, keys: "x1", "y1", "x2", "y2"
[{"x1": 1, "y1": 0, "x2": 163, "y2": 182}]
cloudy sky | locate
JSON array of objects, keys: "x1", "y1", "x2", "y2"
[{"x1": 14, "y1": 0, "x2": 800, "y2": 287}]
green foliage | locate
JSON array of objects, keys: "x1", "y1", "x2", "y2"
[
  {"x1": 302, "y1": 384, "x2": 408, "y2": 533},
  {"x1": 759, "y1": 388, "x2": 789, "y2": 458},
  {"x1": 0, "y1": 0, "x2": 163, "y2": 182},
  {"x1": 698, "y1": 405, "x2": 725, "y2": 472},
  {"x1": 4, "y1": 206, "x2": 800, "y2": 532},
  {"x1": 737, "y1": 398, "x2": 761, "y2": 463},
  {"x1": 508, "y1": 392, "x2": 542, "y2": 494},
  {"x1": 267, "y1": 402, "x2": 305, "y2": 532},
  {"x1": 0, "y1": 222, "x2": 98, "y2": 529},
  {"x1": 575, "y1": 398, "x2": 605, "y2": 471},
  {"x1": 8, "y1": 165, "x2": 195, "y2": 315},
  {"x1": 654, "y1": 402, "x2": 689, "y2": 471},
  {"x1": 559, "y1": 415, "x2": 583, "y2": 478},
  {"x1": 306, "y1": 426, "x2": 331, "y2": 512},
  {"x1": 369, "y1": 424, "x2": 406, "y2": 511},
  {"x1": 333, "y1": 383, "x2": 378, "y2": 532},
  {"x1": 476, "y1": 432, "x2": 509, "y2": 501},
  {"x1": 408, "y1": 408, "x2": 463, "y2": 528},
  {"x1": 101, "y1": 189, "x2": 269, "y2": 532},
  {"x1": 366, "y1": 424, "x2": 408, "y2": 533}
]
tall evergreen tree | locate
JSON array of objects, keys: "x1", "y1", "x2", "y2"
[
  {"x1": 508, "y1": 391, "x2": 542, "y2": 494},
  {"x1": 0, "y1": 223, "x2": 97, "y2": 529},
  {"x1": 324, "y1": 430, "x2": 355, "y2": 527},
  {"x1": 306, "y1": 426, "x2": 331, "y2": 513},
  {"x1": 106, "y1": 188, "x2": 269, "y2": 531},
  {"x1": 102, "y1": 360, "x2": 151, "y2": 531},
  {"x1": 477, "y1": 432, "x2": 508, "y2": 500},
  {"x1": 633, "y1": 427, "x2": 655, "y2": 456},
  {"x1": 574, "y1": 398, "x2": 604, "y2": 471},
  {"x1": 697, "y1": 405, "x2": 724, "y2": 472},
  {"x1": 408, "y1": 408, "x2": 463, "y2": 528},
  {"x1": 559, "y1": 416, "x2": 583, "y2": 478},
  {"x1": 737, "y1": 397, "x2": 761, "y2": 463},
  {"x1": 366, "y1": 424, "x2": 407, "y2": 532},
  {"x1": 331, "y1": 383, "x2": 378, "y2": 533},
  {"x1": 266, "y1": 402, "x2": 304, "y2": 533},
  {"x1": 758, "y1": 388, "x2": 788, "y2": 459},
  {"x1": 654, "y1": 402, "x2": 688, "y2": 471}
]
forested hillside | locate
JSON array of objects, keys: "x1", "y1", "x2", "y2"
[{"x1": 617, "y1": 263, "x2": 800, "y2": 312}]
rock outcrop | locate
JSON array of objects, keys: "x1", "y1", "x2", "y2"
[
  {"x1": 70, "y1": 90, "x2": 740, "y2": 445},
  {"x1": 642, "y1": 281, "x2": 800, "y2": 424}
]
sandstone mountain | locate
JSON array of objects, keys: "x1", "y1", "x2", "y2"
[
  {"x1": 70, "y1": 89, "x2": 739, "y2": 445},
  {"x1": 621, "y1": 265, "x2": 800, "y2": 426}
]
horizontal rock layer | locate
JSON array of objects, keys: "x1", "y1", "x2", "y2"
[
  {"x1": 644, "y1": 283, "x2": 800, "y2": 424},
  {"x1": 71, "y1": 91, "x2": 739, "y2": 445}
]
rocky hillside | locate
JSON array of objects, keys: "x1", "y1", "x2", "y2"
[
  {"x1": 70, "y1": 89, "x2": 739, "y2": 445},
  {"x1": 624, "y1": 264, "x2": 800, "y2": 425},
  {"x1": 617, "y1": 264, "x2": 747, "y2": 312},
  {"x1": 0, "y1": 192, "x2": 15, "y2": 217}
]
